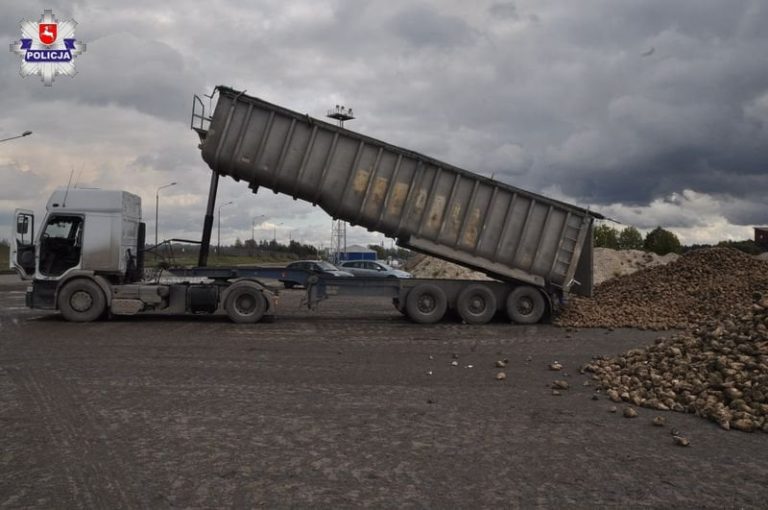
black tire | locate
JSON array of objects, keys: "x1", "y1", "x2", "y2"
[
  {"x1": 457, "y1": 284, "x2": 497, "y2": 325},
  {"x1": 506, "y1": 286, "x2": 546, "y2": 324},
  {"x1": 58, "y1": 279, "x2": 106, "y2": 322},
  {"x1": 405, "y1": 284, "x2": 447, "y2": 324},
  {"x1": 225, "y1": 285, "x2": 267, "y2": 324}
]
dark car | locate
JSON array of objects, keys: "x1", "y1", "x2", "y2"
[{"x1": 279, "y1": 260, "x2": 354, "y2": 288}]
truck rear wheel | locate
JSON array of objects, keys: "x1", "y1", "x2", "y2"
[
  {"x1": 457, "y1": 285, "x2": 497, "y2": 325},
  {"x1": 225, "y1": 285, "x2": 267, "y2": 324},
  {"x1": 506, "y1": 286, "x2": 546, "y2": 324},
  {"x1": 58, "y1": 279, "x2": 107, "y2": 322},
  {"x1": 406, "y1": 284, "x2": 447, "y2": 324}
]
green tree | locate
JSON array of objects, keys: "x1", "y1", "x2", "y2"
[
  {"x1": 593, "y1": 224, "x2": 620, "y2": 249},
  {"x1": 618, "y1": 226, "x2": 644, "y2": 250},
  {"x1": 643, "y1": 227, "x2": 682, "y2": 255},
  {"x1": 367, "y1": 244, "x2": 385, "y2": 259}
]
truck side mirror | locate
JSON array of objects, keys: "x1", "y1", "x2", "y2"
[{"x1": 17, "y1": 216, "x2": 29, "y2": 235}]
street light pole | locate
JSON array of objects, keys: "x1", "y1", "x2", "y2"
[
  {"x1": 217, "y1": 201, "x2": 234, "y2": 256},
  {"x1": 155, "y1": 182, "x2": 177, "y2": 246},
  {"x1": 0, "y1": 130, "x2": 32, "y2": 144},
  {"x1": 252, "y1": 215, "x2": 266, "y2": 244},
  {"x1": 273, "y1": 222, "x2": 284, "y2": 244}
]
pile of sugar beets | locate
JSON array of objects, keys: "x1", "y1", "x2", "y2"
[
  {"x1": 559, "y1": 247, "x2": 768, "y2": 330},
  {"x1": 569, "y1": 248, "x2": 768, "y2": 433}
]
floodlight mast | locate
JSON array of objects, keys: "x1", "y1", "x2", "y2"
[{"x1": 326, "y1": 105, "x2": 355, "y2": 262}]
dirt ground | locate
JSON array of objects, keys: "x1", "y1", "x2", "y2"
[{"x1": 1, "y1": 278, "x2": 767, "y2": 509}]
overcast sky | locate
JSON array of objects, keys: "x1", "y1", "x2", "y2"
[{"x1": 2, "y1": 0, "x2": 767, "y2": 248}]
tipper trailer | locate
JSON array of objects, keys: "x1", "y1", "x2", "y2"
[{"x1": 11, "y1": 87, "x2": 601, "y2": 324}]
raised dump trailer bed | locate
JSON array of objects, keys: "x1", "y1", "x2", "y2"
[{"x1": 191, "y1": 87, "x2": 602, "y2": 324}]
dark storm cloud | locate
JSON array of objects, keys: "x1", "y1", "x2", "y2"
[
  {"x1": 1, "y1": 1, "x2": 205, "y2": 123},
  {"x1": 468, "y1": 0, "x2": 768, "y2": 229},
  {"x1": 488, "y1": 3, "x2": 518, "y2": 20},
  {"x1": 388, "y1": 4, "x2": 476, "y2": 48},
  {"x1": 8, "y1": 33, "x2": 204, "y2": 122}
]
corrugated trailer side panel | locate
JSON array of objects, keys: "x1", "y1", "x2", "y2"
[{"x1": 200, "y1": 87, "x2": 597, "y2": 296}]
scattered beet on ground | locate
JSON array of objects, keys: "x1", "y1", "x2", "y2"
[{"x1": 584, "y1": 291, "x2": 768, "y2": 433}]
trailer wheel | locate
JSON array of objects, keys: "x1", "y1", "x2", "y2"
[
  {"x1": 58, "y1": 279, "x2": 106, "y2": 322},
  {"x1": 406, "y1": 284, "x2": 447, "y2": 324},
  {"x1": 225, "y1": 285, "x2": 267, "y2": 324},
  {"x1": 457, "y1": 285, "x2": 497, "y2": 325},
  {"x1": 506, "y1": 286, "x2": 546, "y2": 324}
]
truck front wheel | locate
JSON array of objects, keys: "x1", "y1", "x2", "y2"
[
  {"x1": 506, "y1": 286, "x2": 546, "y2": 324},
  {"x1": 225, "y1": 285, "x2": 267, "y2": 324},
  {"x1": 58, "y1": 279, "x2": 107, "y2": 322},
  {"x1": 405, "y1": 284, "x2": 447, "y2": 324}
]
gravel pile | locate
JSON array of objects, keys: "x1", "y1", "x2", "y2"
[
  {"x1": 584, "y1": 292, "x2": 768, "y2": 433},
  {"x1": 406, "y1": 254, "x2": 493, "y2": 280},
  {"x1": 593, "y1": 248, "x2": 678, "y2": 285},
  {"x1": 559, "y1": 248, "x2": 768, "y2": 330}
]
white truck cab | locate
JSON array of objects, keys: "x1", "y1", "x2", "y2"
[{"x1": 12, "y1": 188, "x2": 142, "y2": 282}]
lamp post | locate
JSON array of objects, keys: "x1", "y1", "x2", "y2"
[
  {"x1": 273, "y1": 222, "x2": 284, "y2": 244},
  {"x1": 0, "y1": 130, "x2": 32, "y2": 144},
  {"x1": 217, "y1": 200, "x2": 234, "y2": 256},
  {"x1": 155, "y1": 182, "x2": 177, "y2": 246},
  {"x1": 251, "y1": 215, "x2": 266, "y2": 257},
  {"x1": 252, "y1": 215, "x2": 266, "y2": 244}
]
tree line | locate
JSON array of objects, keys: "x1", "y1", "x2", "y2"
[
  {"x1": 594, "y1": 225, "x2": 762, "y2": 256},
  {"x1": 594, "y1": 225, "x2": 682, "y2": 255},
  {"x1": 233, "y1": 238, "x2": 319, "y2": 258}
]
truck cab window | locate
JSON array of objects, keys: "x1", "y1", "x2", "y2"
[{"x1": 40, "y1": 215, "x2": 83, "y2": 276}]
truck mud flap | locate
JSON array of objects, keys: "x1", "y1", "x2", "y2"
[{"x1": 30, "y1": 280, "x2": 57, "y2": 310}]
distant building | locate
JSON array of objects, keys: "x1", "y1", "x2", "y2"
[
  {"x1": 339, "y1": 244, "x2": 377, "y2": 262},
  {"x1": 755, "y1": 227, "x2": 768, "y2": 248}
]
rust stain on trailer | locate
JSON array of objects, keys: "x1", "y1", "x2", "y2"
[
  {"x1": 414, "y1": 190, "x2": 428, "y2": 215},
  {"x1": 427, "y1": 196, "x2": 446, "y2": 230},
  {"x1": 446, "y1": 203, "x2": 462, "y2": 237},
  {"x1": 352, "y1": 169, "x2": 371, "y2": 194},
  {"x1": 462, "y1": 207, "x2": 482, "y2": 247},
  {"x1": 388, "y1": 182, "x2": 409, "y2": 216},
  {"x1": 370, "y1": 177, "x2": 388, "y2": 207}
]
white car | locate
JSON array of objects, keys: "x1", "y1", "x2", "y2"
[{"x1": 338, "y1": 260, "x2": 413, "y2": 278}]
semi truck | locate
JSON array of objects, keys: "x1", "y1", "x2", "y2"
[{"x1": 11, "y1": 86, "x2": 601, "y2": 325}]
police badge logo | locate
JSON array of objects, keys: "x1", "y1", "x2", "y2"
[{"x1": 9, "y1": 9, "x2": 87, "y2": 87}]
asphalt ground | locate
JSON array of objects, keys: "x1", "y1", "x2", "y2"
[{"x1": 0, "y1": 275, "x2": 766, "y2": 509}]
